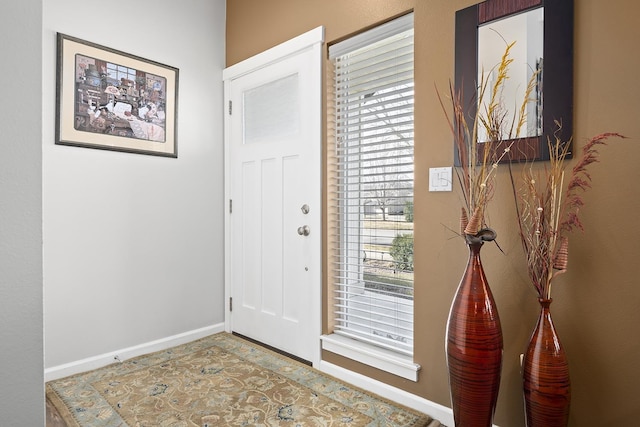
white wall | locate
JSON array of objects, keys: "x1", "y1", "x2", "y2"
[
  {"x1": 43, "y1": 0, "x2": 227, "y2": 370},
  {"x1": 0, "y1": 3, "x2": 44, "y2": 424}
]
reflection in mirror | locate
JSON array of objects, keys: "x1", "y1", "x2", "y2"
[{"x1": 477, "y1": 8, "x2": 544, "y2": 142}]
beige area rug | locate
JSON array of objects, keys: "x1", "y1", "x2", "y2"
[{"x1": 47, "y1": 332, "x2": 442, "y2": 426}]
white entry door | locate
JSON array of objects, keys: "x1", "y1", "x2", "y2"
[{"x1": 223, "y1": 27, "x2": 323, "y2": 365}]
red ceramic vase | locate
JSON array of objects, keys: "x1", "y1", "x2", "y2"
[
  {"x1": 446, "y1": 238, "x2": 503, "y2": 427},
  {"x1": 523, "y1": 298, "x2": 571, "y2": 427}
]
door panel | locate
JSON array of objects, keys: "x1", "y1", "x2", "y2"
[{"x1": 224, "y1": 28, "x2": 323, "y2": 364}]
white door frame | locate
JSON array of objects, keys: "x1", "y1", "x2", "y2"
[{"x1": 222, "y1": 27, "x2": 324, "y2": 367}]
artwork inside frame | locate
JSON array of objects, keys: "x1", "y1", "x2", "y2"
[{"x1": 55, "y1": 33, "x2": 179, "y2": 157}]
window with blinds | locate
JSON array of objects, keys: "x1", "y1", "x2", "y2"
[{"x1": 329, "y1": 13, "x2": 414, "y2": 356}]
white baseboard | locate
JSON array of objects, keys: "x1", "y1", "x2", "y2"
[
  {"x1": 318, "y1": 360, "x2": 500, "y2": 427},
  {"x1": 44, "y1": 323, "x2": 225, "y2": 382},
  {"x1": 318, "y1": 360, "x2": 454, "y2": 426}
]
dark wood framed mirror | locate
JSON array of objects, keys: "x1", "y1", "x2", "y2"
[{"x1": 455, "y1": 0, "x2": 574, "y2": 162}]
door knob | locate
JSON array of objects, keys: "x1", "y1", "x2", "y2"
[
  {"x1": 301, "y1": 204, "x2": 310, "y2": 214},
  {"x1": 297, "y1": 225, "x2": 310, "y2": 236}
]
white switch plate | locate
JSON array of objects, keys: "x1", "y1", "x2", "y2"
[{"x1": 429, "y1": 167, "x2": 452, "y2": 192}]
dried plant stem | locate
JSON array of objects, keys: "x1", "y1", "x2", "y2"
[
  {"x1": 439, "y1": 40, "x2": 542, "y2": 239},
  {"x1": 511, "y1": 127, "x2": 626, "y2": 299}
]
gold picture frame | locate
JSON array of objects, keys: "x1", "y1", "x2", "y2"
[{"x1": 56, "y1": 33, "x2": 179, "y2": 157}]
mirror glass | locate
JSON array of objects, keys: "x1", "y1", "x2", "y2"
[{"x1": 477, "y1": 8, "x2": 544, "y2": 142}]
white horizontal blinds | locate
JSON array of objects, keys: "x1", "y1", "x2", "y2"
[{"x1": 330, "y1": 14, "x2": 414, "y2": 355}]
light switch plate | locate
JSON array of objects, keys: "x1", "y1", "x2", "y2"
[{"x1": 429, "y1": 167, "x2": 452, "y2": 192}]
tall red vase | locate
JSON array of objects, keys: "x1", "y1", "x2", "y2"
[
  {"x1": 523, "y1": 298, "x2": 571, "y2": 427},
  {"x1": 446, "y1": 237, "x2": 503, "y2": 427}
]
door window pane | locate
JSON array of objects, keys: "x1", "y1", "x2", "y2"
[{"x1": 244, "y1": 73, "x2": 300, "y2": 144}]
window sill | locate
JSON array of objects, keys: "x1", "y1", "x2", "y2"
[{"x1": 320, "y1": 334, "x2": 420, "y2": 381}]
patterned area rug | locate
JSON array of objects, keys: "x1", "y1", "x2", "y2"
[{"x1": 47, "y1": 333, "x2": 439, "y2": 426}]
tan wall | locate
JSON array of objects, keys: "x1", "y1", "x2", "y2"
[{"x1": 226, "y1": 1, "x2": 640, "y2": 425}]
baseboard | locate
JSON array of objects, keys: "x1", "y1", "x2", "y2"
[
  {"x1": 44, "y1": 323, "x2": 225, "y2": 382},
  {"x1": 318, "y1": 360, "x2": 500, "y2": 427},
  {"x1": 318, "y1": 360, "x2": 454, "y2": 426}
]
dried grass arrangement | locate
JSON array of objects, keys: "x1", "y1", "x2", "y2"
[
  {"x1": 438, "y1": 42, "x2": 539, "y2": 243},
  {"x1": 509, "y1": 128, "x2": 626, "y2": 299}
]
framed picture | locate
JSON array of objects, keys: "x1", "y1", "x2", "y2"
[{"x1": 56, "y1": 33, "x2": 179, "y2": 157}]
